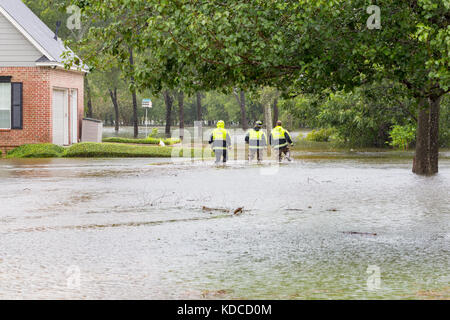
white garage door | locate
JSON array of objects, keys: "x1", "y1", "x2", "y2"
[{"x1": 52, "y1": 89, "x2": 69, "y2": 145}]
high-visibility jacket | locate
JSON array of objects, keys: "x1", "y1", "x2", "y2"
[
  {"x1": 245, "y1": 129, "x2": 267, "y2": 150},
  {"x1": 209, "y1": 128, "x2": 231, "y2": 150},
  {"x1": 270, "y1": 126, "x2": 293, "y2": 149}
]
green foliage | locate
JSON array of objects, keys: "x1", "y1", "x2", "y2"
[
  {"x1": 64, "y1": 143, "x2": 177, "y2": 158},
  {"x1": 102, "y1": 137, "x2": 180, "y2": 145},
  {"x1": 148, "y1": 128, "x2": 159, "y2": 138},
  {"x1": 439, "y1": 95, "x2": 450, "y2": 148},
  {"x1": 6, "y1": 144, "x2": 66, "y2": 158},
  {"x1": 388, "y1": 125, "x2": 417, "y2": 150},
  {"x1": 304, "y1": 128, "x2": 337, "y2": 143},
  {"x1": 315, "y1": 82, "x2": 417, "y2": 147}
]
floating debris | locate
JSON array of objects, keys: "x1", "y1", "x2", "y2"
[
  {"x1": 201, "y1": 206, "x2": 229, "y2": 213},
  {"x1": 342, "y1": 231, "x2": 377, "y2": 236}
]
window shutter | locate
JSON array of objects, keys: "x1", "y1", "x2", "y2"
[{"x1": 11, "y1": 83, "x2": 23, "y2": 129}]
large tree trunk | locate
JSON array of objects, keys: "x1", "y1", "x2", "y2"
[
  {"x1": 108, "y1": 88, "x2": 120, "y2": 132},
  {"x1": 178, "y1": 91, "x2": 184, "y2": 140},
  {"x1": 128, "y1": 48, "x2": 139, "y2": 138},
  {"x1": 272, "y1": 96, "x2": 279, "y2": 128},
  {"x1": 196, "y1": 92, "x2": 202, "y2": 121},
  {"x1": 413, "y1": 96, "x2": 441, "y2": 175},
  {"x1": 234, "y1": 89, "x2": 248, "y2": 130},
  {"x1": 164, "y1": 90, "x2": 173, "y2": 138},
  {"x1": 85, "y1": 75, "x2": 93, "y2": 118}
]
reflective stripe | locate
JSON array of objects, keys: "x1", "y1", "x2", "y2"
[
  {"x1": 272, "y1": 126, "x2": 290, "y2": 149},
  {"x1": 248, "y1": 129, "x2": 266, "y2": 150},
  {"x1": 212, "y1": 128, "x2": 228, "y2": 150},
  {"x1": 213, "y1": 128, "x2": 227, "y2": 140},
  {"x1": 271, "y1": 126, "x2": 288, "y2": 148}
]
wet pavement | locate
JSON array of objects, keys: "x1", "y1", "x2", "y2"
[{"x1": 0, "y1": 156, "x2": 449, "y2": 299}]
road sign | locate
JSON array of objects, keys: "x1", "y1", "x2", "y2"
[{"x1": 142, "y1": 99, "x2": 152, "y2": 108}]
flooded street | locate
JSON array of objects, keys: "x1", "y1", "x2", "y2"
[{"x1": 0, "y1": 156, "x2": 449, "y2": 299}]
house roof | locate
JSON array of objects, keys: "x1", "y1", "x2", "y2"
[{"x1": 0, "y1": 0, "x2": 87, "y2": 72}]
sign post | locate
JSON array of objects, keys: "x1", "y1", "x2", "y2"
[{"x1": 142, "y1": 99, "x2": 152, "y2": 137}]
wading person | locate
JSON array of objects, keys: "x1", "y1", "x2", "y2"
[
  {"x1": 269, "y1": 120, "x2": 293, "y2": 162},
  {"x1": 209, "y1": 120, "x2": 231, "y2": 164},
  {"x1": 245, "y1": 121, "x2": 267, "y2": 163}
]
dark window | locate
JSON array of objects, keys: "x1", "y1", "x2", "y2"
[
  {"x1": 0, "y1": 76, "x2": 12, "y2": 83},
  {"x1": 11, "y1": 83, "x2": 23, "y2": 130}
]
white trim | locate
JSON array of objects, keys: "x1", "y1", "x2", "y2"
[
  {"x1": 35, "y1": 62, "x2": 89, "y2": 73},
  {"x1": 0, "y1": 82, "x2": 11, "y2": 130},
  {"x1": 0, "y1": 6, "x2": 54, "y2": 61}
]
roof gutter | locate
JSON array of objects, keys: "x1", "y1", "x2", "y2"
[{"x1": 35, "y1": 61, "x2": 89, "y2": 73}]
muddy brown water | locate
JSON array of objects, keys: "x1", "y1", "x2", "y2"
[{"x1": 0, "y1": 155, "x2": 449, "y2": 299}]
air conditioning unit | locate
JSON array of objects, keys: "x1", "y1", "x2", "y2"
[{"x1": 81, "y1": 118, "x2": 103, "y2": 143}]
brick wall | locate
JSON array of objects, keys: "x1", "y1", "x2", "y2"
[{"x1": 0, "y1": 66, "x2": 85, "y2": 154}]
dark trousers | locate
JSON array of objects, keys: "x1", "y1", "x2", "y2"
[
  {"x1": 249, "y1": 149, "x2": 263, "y2": 162},
  {"x1": 214, "y1": 149, "x2": 228, "y2": 163},
  {"x1": 277, "y1": 146, "x2": 291, "y2": 162}
]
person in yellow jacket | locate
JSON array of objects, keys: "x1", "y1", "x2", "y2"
[
  {"x1": 209, "y1": 120, "x2": 232, "y2": 163},
  {"x1": 245, "y1": 121, "x2": 267, "y2": 162},
  {"x1": 269, "y1": 120, "x2": 293, "y2": 162}
]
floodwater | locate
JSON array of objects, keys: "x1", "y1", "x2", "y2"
[{"x1": 0, "y1": 154, "x2": 449, "y2": 299}]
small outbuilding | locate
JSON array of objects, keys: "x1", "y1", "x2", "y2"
[{"x1": 0, "y1": 0, "x2": 87, "y2": 154}]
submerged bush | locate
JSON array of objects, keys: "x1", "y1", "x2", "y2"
[
  {"x1": 64, "y1": 142, "x2": 176, "y2": 158},
  {"x1": 304, "y1": 128, "x2": 337, "y2": 142},
  {"x1": 388, "y1": 125, "x2": 416, "y2": 150},
  {"x1": 102, "y1": 137, "x2": 180, "y2": 145},
  {"x1": 148, "y1": 128, "x2": 159, "y2": 138},
  {"x1": 7, "y1": 144, "x2": 66, "y2": 158}
]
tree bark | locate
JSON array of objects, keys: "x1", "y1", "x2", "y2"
[
  {"x1": 234, "y1": 89, "x2": 248, "y2": 130},
  {"x1": 272, "y1": 96, "x2": 279, "y2": 128},
  {"x1": 164, "y1": 90, "x2": 173, "y2": 138},
  {"x1": 128, "y1": 48, "x2": 139, "y2": 138},
  {"x1": 108, "y1": 88, "x2": 120, "y2": 132},
  {"x1": 413, "y1": 96, "x2": 441, "y2": 175},
  {"x1": 178, "y1": 91, "x2": 185, "y2": 140},
  {"x1": 264, "y1": 101, "x2": 273, "y2": 157},
  {"x1": 85, "y1": 75, "x2": 93, "y2": 118},
  {"x1": 196, "y1": 92, "x2": 203, "y2": 121}
]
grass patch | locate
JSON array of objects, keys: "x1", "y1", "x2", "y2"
[
  {"x1": 64, "y1": 142, "x2": 210, "y2": 158},
  {"x1": 6, "y1": 144, "x2": 66, "y2": 158},
  {"x1": 102, "y1": 137, "x2": 180, "y2": 145},
  {"x1": 65, "y1": 142, "x2": 180, "y2": 158},
  {"x1": 6, "y1": 142, "x2": 213, "y2": 159}
]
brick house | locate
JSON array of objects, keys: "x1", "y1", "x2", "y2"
[{"x1": 0, "y1": 0, "x2": 87, "y2": 155}]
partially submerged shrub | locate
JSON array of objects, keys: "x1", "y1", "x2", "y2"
[
  {"x1": 388, "y1": 125, "x2": 416, "y2": 150},
  {"x1": 7, "y1": 144, "x2": 66, "y2": 158},
  {"x1": 65, "y1": 142, "x2": 176, "y2": 158},
  {"x1": 147, "y1": 128, "x2": 159, "y2": 138},
  {"x1": 304, "y1": 128, "x2": 337, "y2": 142},
  {"x1": 102, "y1": 137, "x2": 180, "y2": 145}
]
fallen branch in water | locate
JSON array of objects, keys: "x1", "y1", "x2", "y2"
[
  {"x1": 202, "y1": 206, "x2": 245, "y2": 215},
  {"x1": 342, "y1": 231, "x2": 377, "y2": 236},
  {"x1": 202, "y1": 206, "x2": 229, "y2": 213}
]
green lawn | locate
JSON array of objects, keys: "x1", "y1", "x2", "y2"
[
  {"x1": 5, "y1": 142, "x2": 210, "y2": 159},
  {"x1": 102, "y1": 137, "x2": 180, "y2": 145}
]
